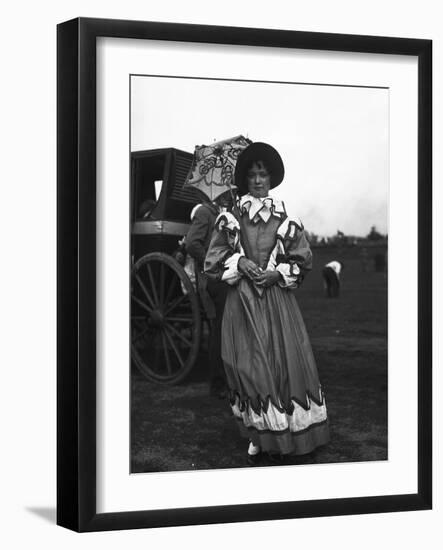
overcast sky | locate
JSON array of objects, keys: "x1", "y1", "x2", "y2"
[{"x1": 131, "y1": 76, "x2": 388, "y2": 237}]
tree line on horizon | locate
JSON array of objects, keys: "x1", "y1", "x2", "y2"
[{"x1": 306, "y1": 225, "x2": 387, "y2": 247}]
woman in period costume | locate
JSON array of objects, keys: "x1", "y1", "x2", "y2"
[{"x1": 204, "y1": 142, "x2": 329, "y2": 464}]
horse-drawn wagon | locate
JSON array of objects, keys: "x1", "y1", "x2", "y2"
[{"x1": 131, "y1": 147, "x2": 204, "y2": 384}]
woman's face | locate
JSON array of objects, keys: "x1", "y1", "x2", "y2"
[{"x1": 247, "y1": 161, "x2": 271, "y2": 198}]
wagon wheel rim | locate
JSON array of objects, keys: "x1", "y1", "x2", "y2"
[{"x1": 131, "y1": 252, "x2": 201, "y2": 383}]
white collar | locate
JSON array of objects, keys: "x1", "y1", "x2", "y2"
[{"x1": 238, "y1": 194, "x2": 286, "y2": 222}]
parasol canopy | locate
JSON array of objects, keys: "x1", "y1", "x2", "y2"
[{"x1": 184, "y1": 135, "x2": 252, "y2": 202}]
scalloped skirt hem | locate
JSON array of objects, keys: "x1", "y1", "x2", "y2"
[{"x1": 237, "y1": 418, "x2": 330, "y2": 456}]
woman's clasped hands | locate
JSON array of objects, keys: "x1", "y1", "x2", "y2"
[{"x1": 237, "y1": 257, "x2": 281, "y2": 287}]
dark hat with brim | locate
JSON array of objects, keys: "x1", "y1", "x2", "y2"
[{"x1": 234, "y1": 142, "x2": 285, "y2": 196}]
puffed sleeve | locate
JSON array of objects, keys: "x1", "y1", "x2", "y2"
[
  {"x1": 273, "y1": 217, "x2": 313, "y2": 288},
  {"x1": 204, "y1": 212, "x2": 244, "y2": 285}
]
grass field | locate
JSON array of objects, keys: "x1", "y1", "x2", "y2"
[{"x1": 131, "y1": 245, "x2": 387, "y2": 472}]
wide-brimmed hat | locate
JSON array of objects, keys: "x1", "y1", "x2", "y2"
[{"x1": 234, "y1": 142, "x2": 285, "y2": 195}]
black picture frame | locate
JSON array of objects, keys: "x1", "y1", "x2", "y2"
[{"x1": 57, "y1": 17, "x2": 432, "y2": 532}]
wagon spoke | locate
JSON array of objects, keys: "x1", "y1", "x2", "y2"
[
  {"x1": 159, "y1": 262, "x2": 165, "y2": 304},
  {"x1": 165, "y1": 315, "x2": 194, "y2": 323},
  {"x1": 165, "y1": 322, "x2": 192, "y2": 348},
  {"x1": 146, "y1": 264, "x2": 159, "y2": 306},
  {"x1": 131, "y1": 294, "x2": 153, "y2": 315},
  {"x1": 161, "y1": 331, "x2": 173, "y2": 375},
  {"x1": 134, "y1": 274, "x2": 156, "y2": 309},
  {"x1": 132, "y1": 317, "x2": 146, "y2": 328},
  {"x1": 164, "y1": 293, "x2": 187, "y2": 316},
  {"x1": 163, "y1": 274, "x2": 178, "y2": 306},
  {"x1": 133, "y1": 325, "x2": 150, "y2": 343},
  {"x1": 153, "y1": 338, "x2": 161, "y2": 371},
  {"x1": 163, "y1": 327, "x2": 185, "y2": 368}
]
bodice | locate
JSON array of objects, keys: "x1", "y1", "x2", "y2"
[{"x1": 240, "y1": 214, "x2": 284, "y2": 269}]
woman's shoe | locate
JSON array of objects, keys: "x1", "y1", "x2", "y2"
[{"x1": 247, "y1": 441, "x2": 262, "y2": 466}]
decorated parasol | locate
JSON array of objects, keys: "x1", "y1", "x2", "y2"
[
  {"x1": 184, "y1": 135, "x2": 252, "y2": 202},
  {"x1": 185, "y1": 134, "x2": 254, "y2": 260}
]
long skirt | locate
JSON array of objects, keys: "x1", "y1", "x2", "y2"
[{"x1": 221, "y1": 279, "x2": 329, "y2": 455}]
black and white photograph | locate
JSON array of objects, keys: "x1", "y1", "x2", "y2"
[{"x1": 130, "y1": 74, "x2": 388, "y2": 472}]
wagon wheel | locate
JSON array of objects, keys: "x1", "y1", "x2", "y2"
[{"x1": 131, "y1": 252, "x2": 201, "y2": 384}]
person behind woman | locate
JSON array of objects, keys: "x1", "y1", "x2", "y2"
[
  {"x1": 204, "y1": 142, "x2": 329, "y2": 464},
  {"x1": 185, "y1": 191, "x2": 233, "y2": 398}
]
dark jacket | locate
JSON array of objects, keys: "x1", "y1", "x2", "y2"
[{"x1": 185, "y1": 202, "x2": 219, "y2": 270}]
